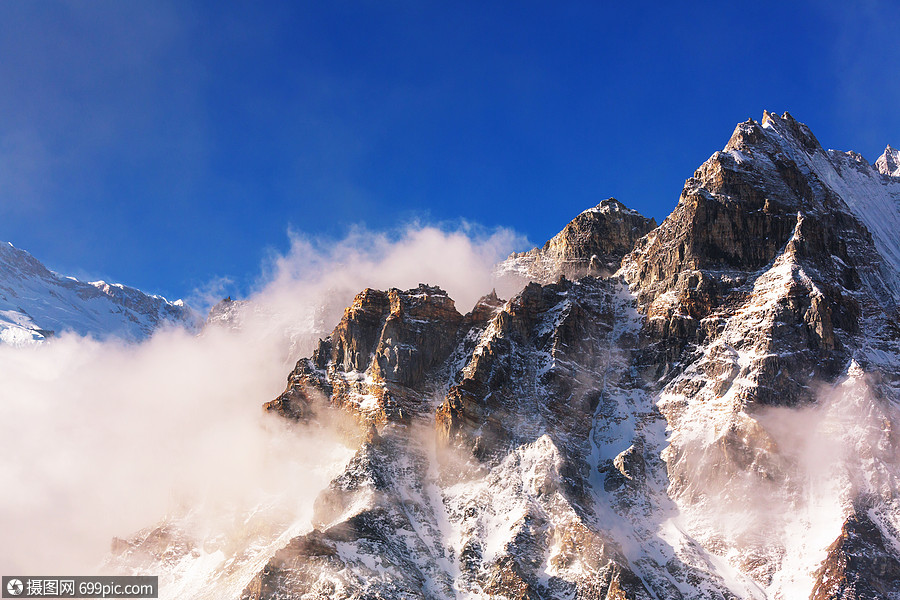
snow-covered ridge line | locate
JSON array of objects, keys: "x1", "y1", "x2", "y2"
[
  {"x1": 0, "y1": 240, "x2": 199, "y2": 346},
  {"x1": 579, "y1": 198, "x2": 643, "y2": 217},
  {"x1": 759, "y1": 111, "x2": 900, "y2": 304}
]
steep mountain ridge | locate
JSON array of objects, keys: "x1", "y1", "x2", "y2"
[
  {"x1": 113, "y1": 113, "x2": 900, "y2": 599},
  {"x1": 619, "y1": 110, "x2": 900, "y2": 597},
  {"x1": 0, "y1": 241, "x2": 199, "y2": 344}
]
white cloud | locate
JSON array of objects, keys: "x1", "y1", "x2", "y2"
[{"x1": 0, "y1": 223, "x2": 526, "y2": 580}]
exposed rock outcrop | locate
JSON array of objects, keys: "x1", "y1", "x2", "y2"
[
  {"x1": 497, "y1": 198, "x2": 656, "y2": 283},
  {"x1": 622, "y1": 111, "x2": 900, "y2": 594},
  {"x1": 266, "y1": 284, "x2": 470, "y2": 425}
]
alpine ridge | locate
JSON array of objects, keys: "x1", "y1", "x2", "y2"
[
  {"x1": 114, "y1": 112, "x2": 900, "y2": 600},
  {"x1": 0, "y1": 241, "x2": 199, "y2": 345}
]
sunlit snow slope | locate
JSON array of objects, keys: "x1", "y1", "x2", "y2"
[{"x1": 0, "y1": 241, "x2": 198, "y2": 345}]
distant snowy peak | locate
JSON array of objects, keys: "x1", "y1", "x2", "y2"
[
  {"x1": 205, "y1": 296, "x2": 251, "y2": 329},
  {"x1": 0, "y1": 242, "x2": 199, "y2": 346},
  {"x1": 876, "y1": 144, "x2": 900, "y2": 177}
]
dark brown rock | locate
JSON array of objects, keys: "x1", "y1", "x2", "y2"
[
  {"x1": 466, "y1": 288, "x2": 505, "y2": 328},
  {"x1": 267, "y1": 284, "x2": 466, "y2": 426},
  {"x1": 810, "y1": 509, "x2": 900, "y2": 600},
  {"x1": 623, "y1": 113, "x2": 882, "y2": 405}
]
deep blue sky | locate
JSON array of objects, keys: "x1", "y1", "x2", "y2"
[{"x1": 1, "y1": 1, "x2": 898, "y2": 302}]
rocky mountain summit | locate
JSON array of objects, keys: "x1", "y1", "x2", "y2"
[
  {"x1": 264, "y1": 284, "x2": 474, "y2": 424},
  {"x1": 876, "y1": 144, "x2": 900, "y2": 178},
  {"x1": 115, "y1": 112, "x2": 900, "y2": 599},
  {"x1": 0, "y1": 241, "x2": 198, "y2": 345},
  {"x1": 497, "y1": 198, "x2": 656, "y2": 283}
]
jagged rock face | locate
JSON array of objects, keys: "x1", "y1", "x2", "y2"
[
  {"x1": 115, "y1": 113, "x2": 900, "y2": 600},
  {"x1": 251, "y1": 275, "x2": 750, "y2": 600},
  {"x1": 498, "y1": 198, "x2": 656, "y2": 283},
  {"x1": 623, "y1": 111, "x2": 898, "y2": 403},
  {"x1": 242, "y1": 434, "x2": 457, "y2": 600},
  {"x1": 436, "y1": 279, "x2": 616, "y2": 459},
  {"x1": 435, "y1": 277, "x2": 643, "y2": 594},
  {"x1": 266, "y1": 284, "x2": 474, "y2": 425},
  {"x1": 621, "y1": 111, "x2": 900, "y2": 596},
  {"x1": 247, "y1": 113, "x2": 900, "y2": 600}
]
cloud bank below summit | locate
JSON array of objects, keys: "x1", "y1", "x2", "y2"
[{"x1": 0, "y1": 224, "x2": 525, "y2": 577}]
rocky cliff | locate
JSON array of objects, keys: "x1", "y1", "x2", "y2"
[
  {"x1": 616, "y1": 110, "x2": 900, "y2": 598},
  {"x1": 497, "y1": 197, "x2": 656, "y2": 283},
  {"x1": 117, "y1": 112, "x2": 900, "y2": 599}
]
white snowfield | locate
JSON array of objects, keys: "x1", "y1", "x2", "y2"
[{"x1": 0, "y1": 241, "x2": 199, "y2": 345}]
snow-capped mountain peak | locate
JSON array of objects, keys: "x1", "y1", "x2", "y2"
[
  {"x1": 0, "y1": 241, "x2": 200, "y2": 345},
  {"x1": 876, "y1": 144, "x2": 900, "y2": 177}
]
